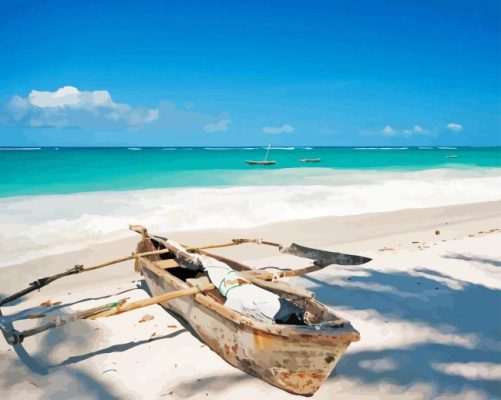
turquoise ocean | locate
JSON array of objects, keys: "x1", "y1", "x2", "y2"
[
  {"x1": 1, "y1": 146, "x2": 500, "y2": 198},
  {"x1": 1, "y1": 146, "x2": 500, "y2": 267}
]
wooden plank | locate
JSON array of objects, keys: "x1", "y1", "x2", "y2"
[
  {"x1": 154, "y1": 259, "x2": 179, "y2": 269},
  {"x1": 140, "y1": 257, "x2": 245, "y2": 322},
  {"x1": 88, "y1": 283, "x2": 216, "y2": 319}
]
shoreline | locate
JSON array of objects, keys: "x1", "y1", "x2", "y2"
[
  {"x1": 0, "y1": 201, "x2": 500, "y2": 399},
  {"x1": 1, "y1": 167, "x2": 501, "y2": 268},
  {"x1": 0, "y1": 163, "x2": 501, "y2": 202},
  {"x1": 1, "y1": 199, "x2": 500, "y2": 273}
]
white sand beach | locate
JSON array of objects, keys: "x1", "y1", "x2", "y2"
[
  {"x1": 2, "y1": 0, "x2": 500, "y2": 398},
  {"x1": 0, "y1": 200, "x2": 500, "y2": 399}
]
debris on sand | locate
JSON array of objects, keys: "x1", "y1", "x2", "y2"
[
  {"x1": 378, "y1": 247, "x2": 395, "y2": 251},
  {"x1": 139, "y1": 314, "x2": 154, "y2": 323}
]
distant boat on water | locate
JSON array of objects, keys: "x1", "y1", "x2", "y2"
[
  {"x1": 299, "y1": 158, "x2": 321, "y2": 163},
  {"x1": 244, "y1": 144, "x2": 277, "y2": 166}
]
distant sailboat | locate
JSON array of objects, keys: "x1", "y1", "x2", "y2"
[{"x1": 244, "y1": 144, "x2": 277, "y2": 166}]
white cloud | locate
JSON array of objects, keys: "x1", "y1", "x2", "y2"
[
  {"x1": 447, "y1": 123, "x2": 463, "y2": 131},
  {"x1": 380, "y1": 124, "x2": 428, "y2": 137},
  {"x1": 29, "y1": 86, "x2": 110, "y2": 108},
  {"x1": 263, "y1": 124, "x2": 294, "y2": 134},
  {"x1": 2, "y1": 86, "x2": 159, "y2": 129},
  {"x1": 401, "y1": 125, "x2": 426, "y2": 137},
  {"x1": 382, "y1": 125, "x2": 396, "y2": 136},
  {"x1": 1, "y1": 86, "x2": 230, "y2": 133},
  {"x1": 203, "y1": 119, "x2": 231, "y2": 133}
]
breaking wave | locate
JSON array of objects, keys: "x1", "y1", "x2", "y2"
[
  {"x1": 1, "y1": 168, "x2": 500, "y2": 268},
  {"x1": 0, "y1": 147, "x2": 41, "y2": 151}
]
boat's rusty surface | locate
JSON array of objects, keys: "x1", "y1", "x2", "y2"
[{"x1": 137, "y1": 235, "x2": 360, "y2": 396}]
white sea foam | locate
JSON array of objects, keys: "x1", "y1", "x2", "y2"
[
  {"x1": 438, "y1": 147, "x2": 458, "y2": 150},
  {"x1": 268, "y1": 147, "x2": 295, "y2": 150},
  {"x1": 127, "y1": 147, "x2": 142, "y2": 151},
  {"x1": 355, "y1": 147, "x2": 408, "y2": 150},
  {"x1": 204, "y1": 147, "x2": 257, "y2": 150},
  {"x1": 0, "y1": 147, "x2": 41, "y2": 151},
  {"x1": 1, "y1": 168, "x2": 500, "y2": 268}
]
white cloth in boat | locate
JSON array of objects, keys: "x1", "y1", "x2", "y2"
[
  {"x1": 165, "y1": 239, "x2": 282, "y2": 323},
  {"x1": 201, "y1": 255, "x2": 283, "y2": 323}
]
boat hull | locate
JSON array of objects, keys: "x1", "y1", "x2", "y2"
[
  {"x1": 244, "y1": 160, "x2": 277, "y2": 165},
  {"x1": 140, "y1": 260, "x2": 357, "y2": 396}
]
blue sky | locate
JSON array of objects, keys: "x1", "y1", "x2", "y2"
[{"x1": 0, "y1": 0, "x2": 500, "y2": 146}]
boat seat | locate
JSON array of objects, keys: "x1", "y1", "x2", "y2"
[
  {"x1": 154, "y1": 259, "x2": 179, "y2": 270},
  {"x1": 187, "y1": 276, "x2": 226, "y2": 305},
  {"x1": 186, "y1": 275, "x2": 212, "y2": 287}
]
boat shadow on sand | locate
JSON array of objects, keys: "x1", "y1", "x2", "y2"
[
  {"x1": 0, "y1": 285, "x2": 185, "y2": 400},
  {"x1": 2, "y1": 256, "x2": 500, "y2": 398},
  {"x1": 300, "y1": 255, "x2": 501, "y2": 399},
  {"x1": 0, "y1": 306, "x2": 122, "y2": 399},
  {"x1": 0, "y1": 279, "x2": 264, "y2": 399}
]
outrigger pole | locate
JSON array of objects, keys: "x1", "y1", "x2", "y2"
[
  {"x1": 1, "y1": 283, "x2": 215, "y2": 346},
  {"x1": 0, "y1": 247, "x2": 172, "y2": 308}
]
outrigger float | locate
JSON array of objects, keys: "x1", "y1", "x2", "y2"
[{"x1": 0, "y1": 225, "x2": 371, "y2": 396}]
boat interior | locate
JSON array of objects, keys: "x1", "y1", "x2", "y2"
[{"x1": 141, "y1": 237, "x2": 346, "y2": 329}]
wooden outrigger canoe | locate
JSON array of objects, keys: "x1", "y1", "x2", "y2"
[
  {"x1": 244, "y1": 160, "x2": 277, "y2": 165},
  {"x1": 0, "y1": 225, "x2": 371, "y2": 396},
  {"x1": 244, "y1": 144, "x2": 277, "y2": 166},
  {"x1": 134, "y1": 228, "x2": 362, "y2": 395}
]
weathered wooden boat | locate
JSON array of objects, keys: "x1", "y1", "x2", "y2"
[
  {"x1": 0, "y1": 225, "x2": 371, "y2": 396},
  {"x1": 244, "y1": 144, "x2": 277, "y2": 166},
  {"x1": 244, "y1": 160, "x2": 277, "y2": 165}
]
